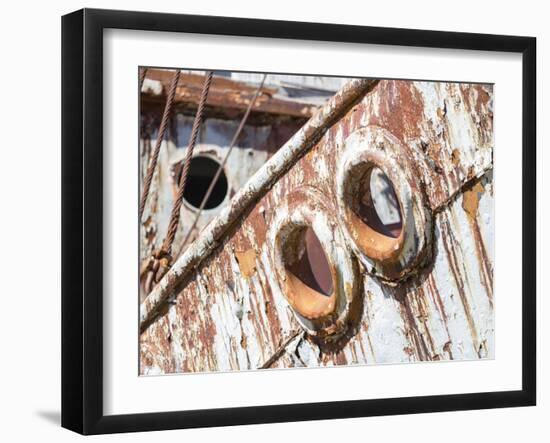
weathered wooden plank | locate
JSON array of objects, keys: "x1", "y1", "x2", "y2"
[{"x1": 142, "y1": 69, "x2": 319, "y2": 118}]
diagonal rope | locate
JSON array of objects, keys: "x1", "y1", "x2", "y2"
[
  {"x1": 260, "y1": 330, "x2": 303, "y2": 369},
  {"x1": 139, "y1": 67, "x2": 148, "y2": 92},
  {"x1": 139, "y1": 69, "x2": 181, "y2": 220},
  {"x1": 176, "y1": 74, "x2": 268, "y2": 256},
  {"x1": 161, "y1": 71, "x2": 214, "y2": 255}
]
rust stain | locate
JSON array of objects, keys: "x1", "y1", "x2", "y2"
[
  {"x1": 462, "y1": 181, "x2": 485, "y2": 219},
  {"x1": 439, "y1": 214, "x2": 481, "y2": 353},
  {"x1": 451, "y1": 148, "x2": 461, "y2": 167},
  {"x1": 234, "y1": 248, "x2": 257, "y2": 278},
  {"x1": 461, "y1": 179, "x2": 494, "y2": 306}
]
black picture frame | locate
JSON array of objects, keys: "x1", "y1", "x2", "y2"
[{"x1": 61, "y1": 8, "x2": 536, "y2": 435}]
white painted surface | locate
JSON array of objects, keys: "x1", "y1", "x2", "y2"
[{"x1": 0, "y1": 1, "x2": 546, "y2": 442}]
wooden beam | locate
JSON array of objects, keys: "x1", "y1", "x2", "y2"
[{"x1": 141, "y1": 69, "x2": 318, "y2": 119}]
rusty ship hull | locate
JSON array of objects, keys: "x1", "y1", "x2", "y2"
[{"x1": 139, "y1": 78, "x2": 494, "y2": 374}]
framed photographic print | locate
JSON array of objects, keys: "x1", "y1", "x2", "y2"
[{"x1": 61, "y1": 8, "x2": 536, "y2": 435}]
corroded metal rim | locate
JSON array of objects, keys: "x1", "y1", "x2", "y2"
[
  {"x1": 336, "y1": 126, "x2": 432, "y2": 282},
  {"x1": 344, "y1": 162, "x2": 406, "y2": 262},
  {"x1": 268, "y1": 187, "x2": 359, "y2": 338}
]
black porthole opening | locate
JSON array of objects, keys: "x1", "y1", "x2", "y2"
[{"x1": 179, "y1": 156, "x2": 228, "y2": 210}]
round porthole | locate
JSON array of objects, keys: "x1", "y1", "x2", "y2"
[
  {"x1": 336, "y1": 126, "x2": 432, "y2": 283},
  {"x1": 280, "y1": 225, "x2": 336, "y2": 319},
  {"x1": 174, "y1": 155, "x2": 228, "y2": 210},
  {"x1": 268, "y1": 187, "x2": 359, "y2": 338}
]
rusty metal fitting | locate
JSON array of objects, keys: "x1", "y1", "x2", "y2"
[
  {"x1": 140, "y1": 249, "x2": 172, "y2": 294},
  {"x1": 268, "y1": 187, "x2": 359, "y2": 338},
  {"x1": 336, "y1": 126, "x2": 432, "y2": 282}
]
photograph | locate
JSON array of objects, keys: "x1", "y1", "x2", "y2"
[{"x1": 138, "y1": 68, "x2": 495, "y2": 375}]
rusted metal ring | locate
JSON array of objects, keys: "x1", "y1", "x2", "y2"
[
  {"x1": 336, "y1": 126, "x2": 432, "y2": 282},
  {"x1": 268, "y1": 187, "x2": 359, "y2": 338}
]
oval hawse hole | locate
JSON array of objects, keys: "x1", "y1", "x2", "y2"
[
  {"x1": 355, "y1": 166, "x2": 402, "y2": 239},
  {"x1": 285, "y1": 227, "x2": 333, "y2": 297}
]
